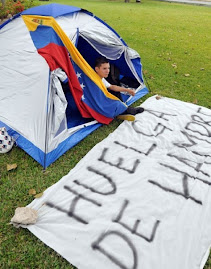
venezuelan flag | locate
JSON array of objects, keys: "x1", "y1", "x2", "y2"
[{"x1": 22, "y1": 15, "x2": 127, "y2": 124}]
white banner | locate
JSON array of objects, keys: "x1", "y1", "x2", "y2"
[{"x1": 24, "y1": 96, "x2": 211, "y2": 269}]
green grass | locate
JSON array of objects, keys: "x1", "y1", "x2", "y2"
[{"x1": 0, "y1": 0, "x2": 211, "y2": 268}]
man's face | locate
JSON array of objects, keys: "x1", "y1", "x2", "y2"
[{"x1": 95, "y1": 63, "x2": 110, "y2": 79}]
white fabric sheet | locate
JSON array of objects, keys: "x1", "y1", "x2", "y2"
[{"x1": 24, "y1": 96, "x2": 211, "y2": 269}]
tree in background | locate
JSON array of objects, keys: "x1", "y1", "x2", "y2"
[
  {"x1": 1, "y1": 0, "x2": 5, "y2": 8},
  {"x1": 0, "y1": 0, "x2": 36, "y2": 20}
]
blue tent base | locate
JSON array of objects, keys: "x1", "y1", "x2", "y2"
[
  {"x1": 45, "y1": 122, "x2": 102, "y2": 168},
  {"x1": 0, "y1": 120, "x2": 102, "y2": 169},
  {"x1": 125, "y1": 86, "x2": 149, "y2": 106}
]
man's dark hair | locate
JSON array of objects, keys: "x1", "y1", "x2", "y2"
[{"x1": 95, "y1": 56, "x2": 109, "y2": 68}]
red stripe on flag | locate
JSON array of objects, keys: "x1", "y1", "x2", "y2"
[
  {"x1": 38, "y1": 43, "x2": 113, "y2": 124},
  {"x1": 83, "y1": 103, "x2": 113, "y2": 124}
]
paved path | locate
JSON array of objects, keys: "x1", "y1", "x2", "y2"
[{"x1": 158, "y1": 0, "x2": 211, "y2": 6}]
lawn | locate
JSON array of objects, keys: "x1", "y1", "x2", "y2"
[{"x1": 0, "y1": 0, "x2": 210, "y2": 268}]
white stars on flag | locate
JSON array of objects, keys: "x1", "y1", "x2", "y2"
[
  {"x1": 76, "y1": 72, "x2": 82, "y2": 79},
  {"x1": 80, "y1": 83, "x2": 85, "y2": 89},
  {"x1": 76, "y1": 72, "x2": 85, "y2": 90}
]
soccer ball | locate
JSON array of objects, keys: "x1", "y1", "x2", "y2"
[{"x1": 0, "y1": 127, "x2": 14, "y2": 153}]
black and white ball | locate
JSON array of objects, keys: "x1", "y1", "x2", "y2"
[{"x1": 0, "y1": 127, "x2": 14, "y2": 153}]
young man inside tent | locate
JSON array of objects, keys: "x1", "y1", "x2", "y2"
[{"x1": 94, "y1": 57, "x2": 144, "y2": 121}]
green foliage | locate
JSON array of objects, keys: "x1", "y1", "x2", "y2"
[
  {"x1": 0, "y1": 0, "x2": 211, "y2": 268},
  {"x1": 0, "y1": 0, "x2": 37, "y2": 19}
]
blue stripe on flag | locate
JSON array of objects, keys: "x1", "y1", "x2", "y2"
[{"x1": 30, "y1": 26, "x2": 64, "y2": 50}]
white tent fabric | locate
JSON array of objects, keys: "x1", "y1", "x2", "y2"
[
  {"x1": 0, "y1": 19, "x2": 96, "y2": 154},
  {"x1": 49, "y1": 69, "x2": 68, "y2": 136},
  {"x1": 57, "y1": 12, "x2": 125, "y2": 58},
  {"x1": 23, "y1": 96, "x2": 211, "y2": 269},
  {"x1": 0, "y1": 17, "x2": 49, "y2": 151},
  {"x1": 56, "y1": 13, "x2": 141, "y2": 82}
]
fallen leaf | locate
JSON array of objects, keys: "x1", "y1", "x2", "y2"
[
  {"x1": 43, "y1": 170, "x2": 50, "y2": 175},
  {"x1": 29, "y1": 189, "x2": 36, "y2": 195},
  {"x1": 172, "y1": 63, "x2": 177, "y2": 68},
  {"x1": 7, "y1": 163, "x2": 17, "y2": 171},
  {"x1": 143, "y1": 70, "x2": 148, "y2": 75},
  {"x1": 184, "y1": 74, "x2": 190, "y2": 77},
  {"x1": 193, "y1": 99, "x2": 198, "y2": 104},
  {"x1": 34, "y1": 192, "x2": 43, "y2": 198},
  {"x1": 200, "y1": 68, "x2": 205, "y2": 71}
]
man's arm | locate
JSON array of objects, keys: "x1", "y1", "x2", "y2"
[{"x1": 109, "y1": 85, "x2": 135, "y2": 96}]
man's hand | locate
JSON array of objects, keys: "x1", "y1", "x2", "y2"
[{"x1": 127, "y1": 88, "x2": 135, "y2": 96}]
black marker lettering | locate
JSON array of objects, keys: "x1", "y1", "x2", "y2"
[
  {"x1": 92, "y1": 230, "x2": 138, "y2": 269},
  {"x1": 113, "y1": 200, "x2": 160, "y2": 242},
  {"x1": 73, "y1": 166, "x2": 117, "y2": 195},
  {"x1": 98, "y1": 148, "x2": 140, "y2": 174},
  {"x1": 132, "y1": 121, "x2": 173, "y2": 137},
  {"x1": 185, "y1": 122, "x2": 211, "y2": 138},
  {"x1": 114, "y1": 141, "x2": 157, "y2": 156},
  {"x1": 146, "y1": 109, "x2": 177, "y2": 121},
  {"x1": 46, "y1": 185, "x2": 101, "y2": 224},
  {"x1": 149, "y1": 164, "x2": 203, "y2": 205}
]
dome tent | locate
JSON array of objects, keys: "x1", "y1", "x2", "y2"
[{"x1": 0, "y1": 3, "x2": 148, "y2": 168}]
